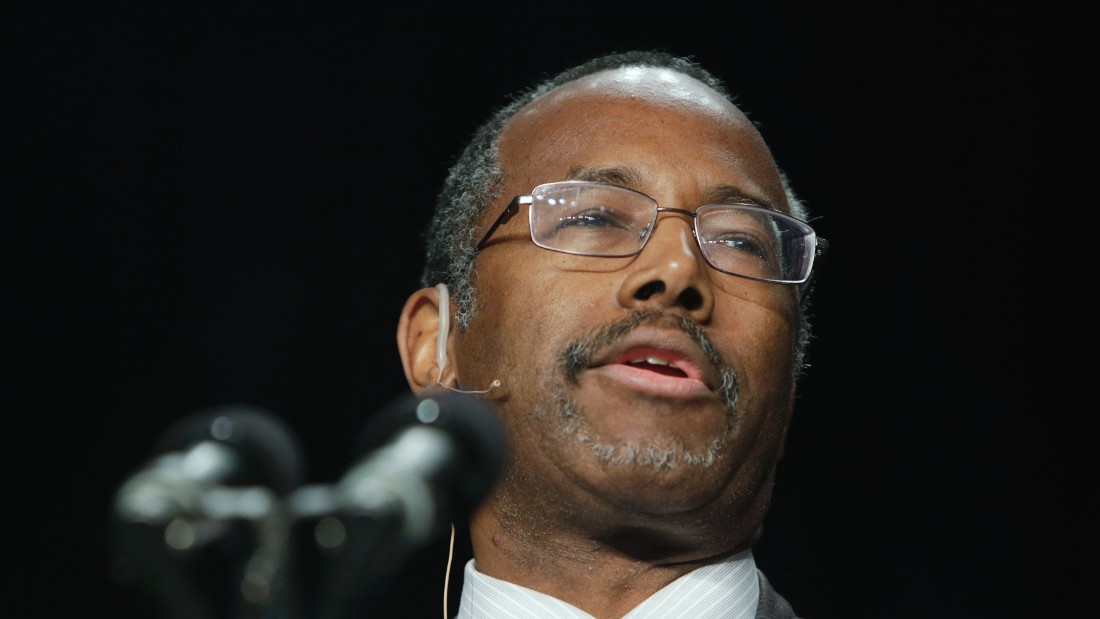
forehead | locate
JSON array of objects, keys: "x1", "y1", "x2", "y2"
[{"x1": 498, "y1": 67, "x2": 787, "y2": 209}]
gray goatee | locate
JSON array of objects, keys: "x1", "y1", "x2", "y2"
[{"x1": 548, "y1": 310, "x2": 740, "y2": 470}]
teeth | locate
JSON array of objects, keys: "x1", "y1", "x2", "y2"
[{"x1": 630, "y1": 356, "x2": 672, "y2": 367}]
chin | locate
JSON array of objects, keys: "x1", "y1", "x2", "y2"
[
  {"x1": 567, "y1": 440, "x2": 739, "y2": 515},
  {"x1": 582, "y1": 434, "x2": 725, "y2": 471},
  {"x1": 571, "y1": 391, "x2": 734, "y2": 459}
]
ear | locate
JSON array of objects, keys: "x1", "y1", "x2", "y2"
[{"x1": 397, "y1": 287, "x2": 458, "y2": 394}]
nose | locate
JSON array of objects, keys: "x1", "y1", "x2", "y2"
[{"x1": 616, "y1": 214, "x2": 714, "y2": 321}]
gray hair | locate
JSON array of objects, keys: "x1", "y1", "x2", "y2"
[{"x1": 420, "y1": 51, "x2": 816, "y2": 373}]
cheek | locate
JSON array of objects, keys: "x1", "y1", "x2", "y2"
[
  {"x1": 457, "y1": 258, "x2": 614, "y2": 470},
  {"x1": 711, "y1": 285, "x2": 799, "y2": 413},
  {"x1": 458, "y1": 252, "x2": 615, "y2": 388},
  {"x1": 706, "y1": 300, "x2": 796, "y2": 489},
  {"x1": 735, "y1": 324, "x2": 796, "y2": 415}
]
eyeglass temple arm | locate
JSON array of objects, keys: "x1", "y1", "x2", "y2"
[
  {"x1": 815, "y1": 237, "x2": 829, "y2": 257},
  {"x1": 474, "y1": 196, "x2": 530, "y2": 250}
]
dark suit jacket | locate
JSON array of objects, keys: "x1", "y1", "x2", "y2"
[{"x1": 756, "y1": 571, "x2": 800, "y2": 619}]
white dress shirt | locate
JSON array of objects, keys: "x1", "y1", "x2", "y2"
[{"x1": 456, "y1": 549, "x2": 759, "y2": 619}]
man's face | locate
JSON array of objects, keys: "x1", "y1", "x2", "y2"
[{"x1": 455, "y1": 68, "x2": 799, "y2": 541}]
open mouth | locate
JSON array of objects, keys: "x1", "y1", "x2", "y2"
[
  {"x1": 589, "y1": 345, "x2": 710, "y2": 399},
  {"x1": 575, "y1": 326, "x2": 719, "y2": 400},
  {"x1": 622, "y1": 357, "x2": 690, "y2": 378},
  {"x1": 604, "y1": 346, "x2": 703, "y2": 383}
]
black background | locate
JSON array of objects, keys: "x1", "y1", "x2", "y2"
[{"x1": 10, "y1": 3, "x2": 1096, "y2": 618}]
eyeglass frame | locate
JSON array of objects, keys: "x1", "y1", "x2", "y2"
[{"x1": 473, "y1": 180, "x2": 828, "y2": 285}]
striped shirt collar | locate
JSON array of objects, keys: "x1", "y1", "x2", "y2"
[{"x1": 456, "y1": 550, "x2": 759, "y2": 619}]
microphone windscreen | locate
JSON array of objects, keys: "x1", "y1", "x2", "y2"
[
  {"x1": 152, "y1": 405, "x2": 305, "y2": 495},
  {"x1": 354, "y1": 390, "x2": 508, "y2": 509}
]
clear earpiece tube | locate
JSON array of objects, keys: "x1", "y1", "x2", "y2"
[{"x1": 434, "y1": 283, "x2": 500, "y2": 395}]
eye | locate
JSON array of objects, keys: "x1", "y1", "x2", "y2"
[
  {"x1": 556, "y1": 206, "x2": 633, "y2": 231},
  {"x1": 705, "y1": 233, "x2": 769, "y2": 260}
]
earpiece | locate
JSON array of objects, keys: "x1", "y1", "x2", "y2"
[
  {"x1": 435, "y1": 283, "x2": 451, "y2": 377},
  {"x1": 432, "y1": 283, "x2": 501, "y2": 395}
]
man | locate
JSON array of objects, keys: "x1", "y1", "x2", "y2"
[{"x1": 397, "y1": 51, "x2": 823, "y2": 619}]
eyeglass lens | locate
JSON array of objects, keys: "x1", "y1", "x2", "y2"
[{"x1": 528, "y1": 182, "x2": 816, "y2": 283}]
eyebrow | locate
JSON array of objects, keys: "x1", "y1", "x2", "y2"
[
  {"x1": 566, "y1": 165, "x2": 644, "y2": 189},
  {"x1": 703, "y1": 185, "x2": 773, "y2": 210},
  {"x1": 564, "y1": 164, "x2": 775, "y2": 210}
]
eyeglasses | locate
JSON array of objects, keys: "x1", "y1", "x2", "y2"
[{"x1": 474, "y1": 181, "x2": 828, "y2": 284}]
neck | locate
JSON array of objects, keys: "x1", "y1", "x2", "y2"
[{"x1": 468, "y1": 492, "x2": 756, "y2": 619}]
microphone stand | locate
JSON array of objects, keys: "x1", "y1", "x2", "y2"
[
  {"x1": 115, "y1": 476, "x2": 414, "y2": 619},
  {"x1": 236, "y1": 494, "x2": 299, "y2": 619},
  {"x1": 114, "y1": 484, "x2": 305, "y2": 619},
  {"x1": 286, "y1": 484, "x2": 413, "y2": 619}
]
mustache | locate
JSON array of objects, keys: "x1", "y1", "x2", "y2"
[{"x1": 559, "y1": 310, "x2": 738, "y2": 403}]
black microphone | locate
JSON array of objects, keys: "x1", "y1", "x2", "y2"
[
  {"x1": 115, "y1": 404, "x2": 305, "y2": 527},
  {"x1": 310, "y1": 390, "x2": 508, "y2": 619},
  {"x1": 111, "y1": 405, "x2": 306, "y2": 619}
]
